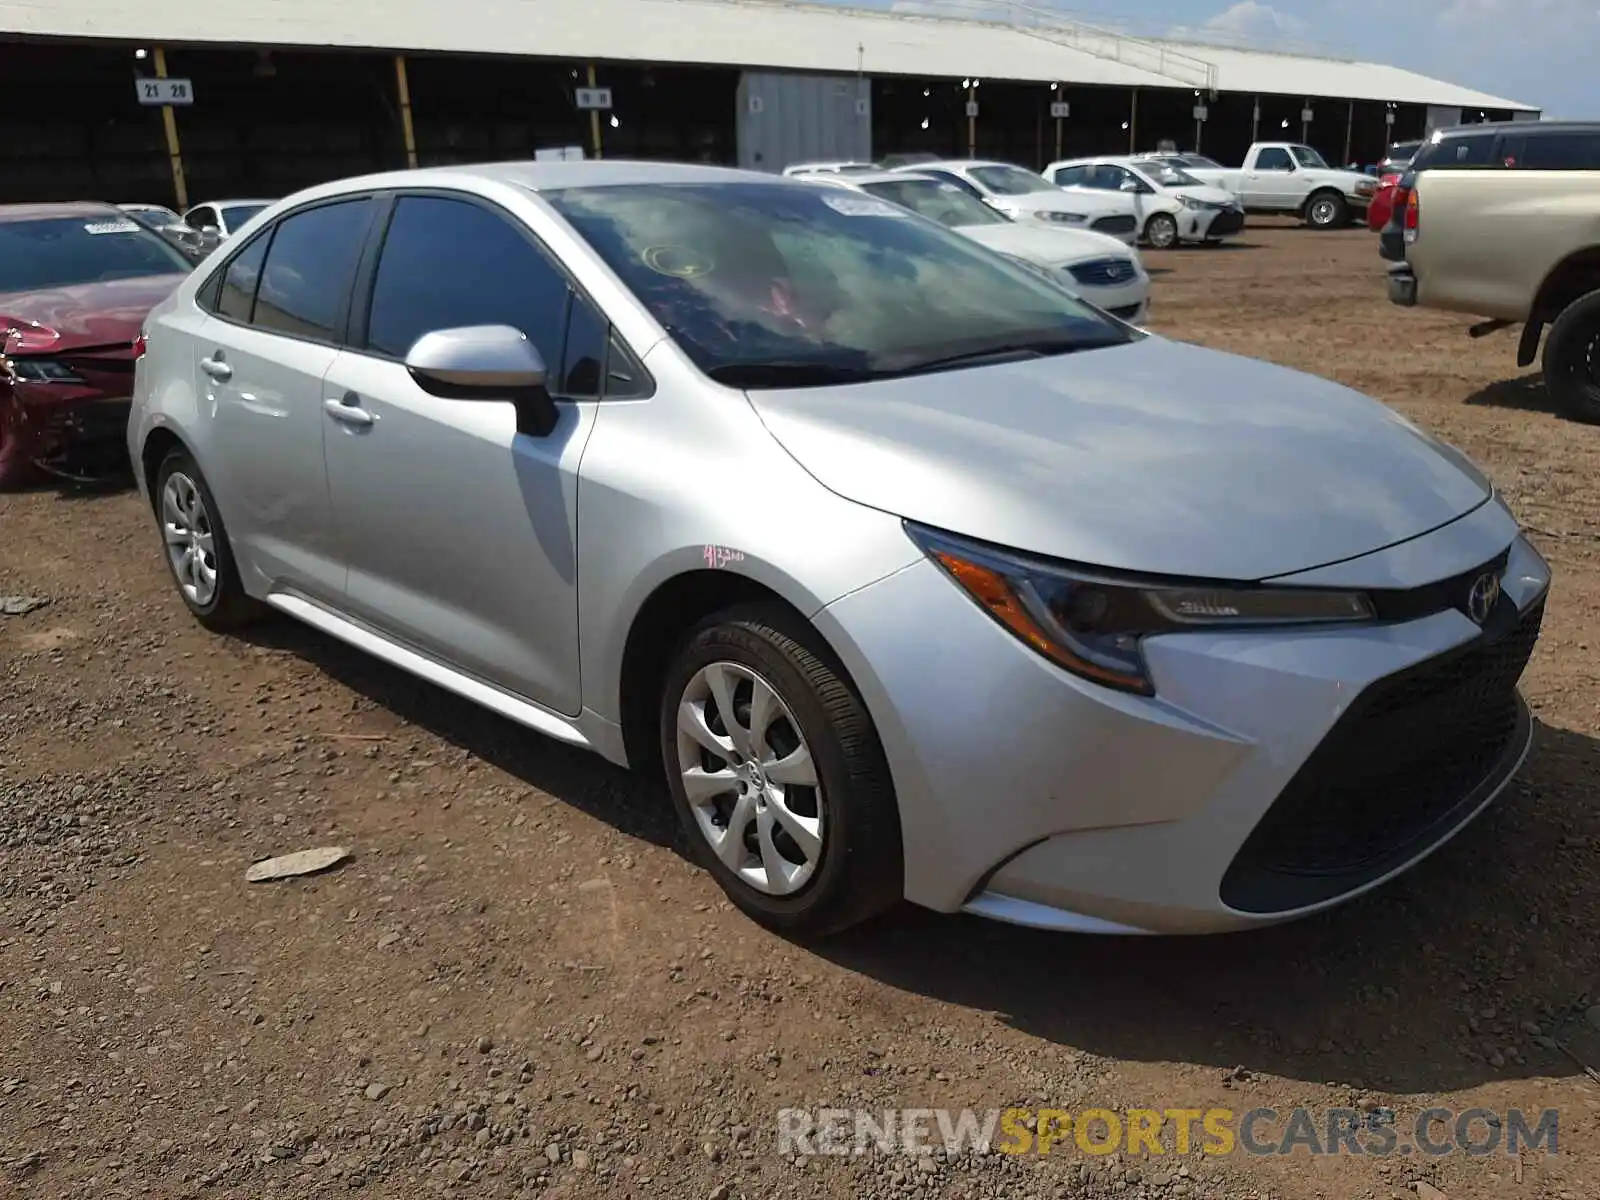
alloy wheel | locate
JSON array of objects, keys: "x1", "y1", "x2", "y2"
[
  {"x1": 674, "y1": 661, "x2": 824, "y2": 896},
  {"x1": 161, "y1": 470, "x2": 219, "y2": 607},
  {"x1": 1310, "y1": 198, "x2": 1338, "y2": 226}
]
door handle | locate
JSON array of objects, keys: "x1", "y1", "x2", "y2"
[
  {"x1": 323, "y1": 396, "x2": 375, "y2": 428},
  {"x1": 200, "y1": 355, "x2": 232, "y2": 381}
]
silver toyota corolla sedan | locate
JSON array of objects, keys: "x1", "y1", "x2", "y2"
[{"x1": 128, "y1": 161, "x2": 1551, "y2": 938}]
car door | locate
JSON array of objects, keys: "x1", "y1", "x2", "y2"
[
  {"x1": 1243, "y1": 147, "x2": 1296, "y2": 209},
  {"x1": 318, "y1": 191, "x2": 615, "y2": 716},
  {"x1": 191, "y1": 196, "x2": 379, "y2": 604}
]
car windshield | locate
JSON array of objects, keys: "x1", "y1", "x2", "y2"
[
  {"x1": 1289, "y1": 145, "x2": 1330, "y2": 169},
  {"x1": 1131, "y1": 159, "x2": 1202, "y2": 187},
  {"x1": 220, "y1": 203, "x2": 268, "y2": 230},
  {"x1": 543, "y1": 181, "x2": 1132, "y2": 386},
  {"x1": 968, "y1": 165, "x2": 1058, "y2": 195},
  {"x1": 1385, "y1": 141, "x2": 1422, "y2": 162},
  {"x1": 0, "y1": 215, "x2": 191, "y2": 292},
  {"x1": 1170, "y1": 154, "x2": 1222, "y2": 169},
  {"x1": 857, "y1": 179, "x2": 1009, "y2": 227}
]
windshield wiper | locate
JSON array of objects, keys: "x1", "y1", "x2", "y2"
[
  {"x1": 891, "y1": 335, "x2": 1124, "y2": 376},
  {"x1": 705, "y1": 360, "x2": 887, "y2": 388}
]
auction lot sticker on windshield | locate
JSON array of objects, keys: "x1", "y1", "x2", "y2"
[
  {"x1": 820, "y1": 194, "x2": 907, "y2": 218},
  {"x1": 84, "y1": 219, "x2": 142, "y2": 235}
]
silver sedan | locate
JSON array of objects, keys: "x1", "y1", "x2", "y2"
[{"x1": 128, "y1": 161, "x2": 1550, "y2": 937}]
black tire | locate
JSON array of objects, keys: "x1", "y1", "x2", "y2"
[
  {"x1": 153, "y1": 447, "x2": 264, "y2": 631},
  {"x1": 658, "y1": 603, "x2": 903, "y2": 937},
  {"x1": 1143, "y1": 212, "x2": 1179, "y2": 250},
  {"x1": 1305, "y1": 191, "x2": 1347, "y2": 230},
  {"x1": 1542, "y1": 290, "x2": 1600, "y2": 424}
]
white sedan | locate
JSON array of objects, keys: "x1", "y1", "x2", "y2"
[
  {"x1": 889, "y1": 159, "x2": 1138, "y2": 246},
  {"x1": 1043, "y1": 156, "x2": 1245, "y2": 249},
  {"x1": 794, "y1": 170, "x2": 1149, "y2": 325}
]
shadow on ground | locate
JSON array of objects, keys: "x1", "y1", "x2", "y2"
[
  {"x1": 237, "y1": 613, "x2": 1600, "y2": 1096},
  {"x1": 1465, "y1": 374, "x2": 1559, "y2": 416}
]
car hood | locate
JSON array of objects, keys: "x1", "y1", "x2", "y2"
[
  {"x1": 746, "y1": 336, "x2": 1492, "y2": 581},
  {"x1": 992, "y1": 191, "x2": 1099, "y2": 215},
  {"x1": 956, "y1": 222, "x2": 1136, "y2": 265},
  {"x1": 1316, "y1": 168, "x2": 1376, "y2": 188},
  {"x1": 0, "y1": 274, "x2": 187, "y2": 351},
  {"x1": 1174, "y1": 185, "x2": 1239, "y2": 206}
]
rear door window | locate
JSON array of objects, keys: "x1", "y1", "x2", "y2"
[
  {"x1": 1519, "y1": 132, "x2": 1600, "y2": 169},
  {"x1": 214, "y1": 231, "x2": 271, "y2": 323},
  {"x1": 249, "y1": 198, "x2": 374, "y2": 343}
]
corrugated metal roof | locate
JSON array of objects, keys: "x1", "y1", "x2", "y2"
[{"x1": 0, "y1": 0, "x2": 1537, "y2": 111}]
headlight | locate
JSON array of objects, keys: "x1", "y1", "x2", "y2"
[
  {"x1": 1179, "y1": 196, "x2": 1203, "y2": 210},
  {"x1": 6, "y1": 358, "x2": 85, "y2": 383},
  {"x1": 908, "y1": 524, "x2": 1375, "y2": 696},
  {"x1": 1038, "y1": 210, "x2": 1086, "y2": 225}
]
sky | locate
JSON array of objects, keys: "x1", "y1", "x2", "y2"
[{"x1": 849, "y1": 0, "x2": 1595, "y2": 115}]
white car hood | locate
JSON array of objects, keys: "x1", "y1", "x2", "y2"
[
  {"x1": 992, "y1": 190, "x2": 1099, "y2": 215},
  {"x1": 1174, "y1": 185, "x2": 1239, "y2": 206},
  {"x1": 957, "y1": 222, "x2": 1136, "y2": 265}
]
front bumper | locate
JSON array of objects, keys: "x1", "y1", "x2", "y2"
[
  {"x1": 9, "y1": 386, "x2": 134, "y2": 479},
  {"x1": 1387, "y1": 264, "x2": 1417, "y2": 307},
  {"x1": 814, "y1": 500, "x2": 1549, "y2": 934},
  {"x1": 1190, "y1": 206, "x2": 1245, "y2": 239}
]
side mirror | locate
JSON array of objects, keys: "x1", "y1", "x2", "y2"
[
  {"x1": 1119, "y1": 178, "x2": 1141, "y2": 192},
  {"x1": 405, "y1": 324, "x2": 559, "y2": 437}
]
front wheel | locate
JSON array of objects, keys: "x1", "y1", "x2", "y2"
[
  {"x1": 658, "y1": 604, "x2": 903, "y2": 937},
  {"x1": 1542, "y1": 290, "x2": 1600, "y2": 424},
  {"x1": 1144, "y1": 212, "x2": 1179, "y2": 250},
  {"x1": 1305, "y1": 192, "x2": 1347, "y2": 230}
]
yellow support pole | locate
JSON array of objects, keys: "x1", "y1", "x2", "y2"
[
  {"x1": 587, "y1": 64, "x2": 603, "y2": 159},
  {"x1": 152, "y1": 48, "x2": 188, "y2": 210},
  {"x1": 1128, "y1": 87, "x2": 1138, "y2": 154},
  {"x1": 966, "y1": 83, "x2": 976, "y2": 157},
  {"x1": 394, "y1": 54, "x2": 418, "y2": 168}
]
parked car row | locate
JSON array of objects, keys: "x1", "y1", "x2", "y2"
[
  {"x1": 1378, "y1": 120, "x2": 1600, "y2": 423},
  {"x1": 3, "y1": 161, "x2": 1552, "y2": 945},
  {"x1": 117, "y1": 198, "x2": 275, "y2": 262}
]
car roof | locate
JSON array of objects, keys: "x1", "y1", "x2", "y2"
[
  {"x1": 191, "y1": 198, "x2": 275, "y2": 208},
  {"x1": 795, "y1": 169, "x2": 930, "y2": 185},
  {"x1": 1432, "y1": 121, "x2": 1600, "y2": 140},
  {"x1": 894, "y1": 159, "x2": 1017, "y2": 171},
  {"x1": 0, "y1": 201, "x2": 123, "y2": 224}
]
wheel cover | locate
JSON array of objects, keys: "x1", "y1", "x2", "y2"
[
  {"x1": 1311, "y1": 198, "x2": 1337, "y2": 224},
  {"x1": 674, "y1": 661, "x2": 824, "y2": 896},
  {"x1": 1149, "y1": 216, "x2": 1177, "y2": 247},
  {"x1": 161, "y1": 470, "x2": 219, "y2": 607}
]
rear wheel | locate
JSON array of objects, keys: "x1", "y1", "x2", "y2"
[
  {"x1": 1144, "y1": 212, "x2": 1179, "y2": 250},
  {"x1": 1305, "y1": 191, "x2": 1347, "y2": 229},
  {"x1": 1542, "y1": 290, "x2": 1600, "y2": 424},
  {"x1": 154, "y1": 448, "x2": 264, "y2": 630},
  {"x1": 658, "y1": 604, "x2": 902, "y2": 937}
]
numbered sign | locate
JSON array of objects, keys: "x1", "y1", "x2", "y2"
[
  {"x1": 1301, "y1": 108, "x2": 1314, "y2": 123},
  {"x1": 965, "y1": 100, "x2": 979, "y2": 118},
  {"x1": 574, "y1": 87, "x2": 612, "y2": 111},
  {"x1": 1050, "y1": 101, "x2": 1070, "y2": 119},
  {"x1": 1193, "y1": 104, "x2": 1208, "y2": 121},
  {"x1": 136, "y1": 78, "x2": 194, "y2": 106}
]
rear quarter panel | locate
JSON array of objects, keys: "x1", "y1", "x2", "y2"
[{"x1": 1410, "y1": 170, "x2": 1600, "y2": 320}]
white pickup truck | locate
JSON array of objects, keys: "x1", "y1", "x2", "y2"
[{"x1": 1152, "y1": 143, "x2": 1378, "y2": 229}]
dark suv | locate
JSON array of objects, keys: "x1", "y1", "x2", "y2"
[{"x1": 1379, "y1": 121, "x2": 1600, "y2": 261}]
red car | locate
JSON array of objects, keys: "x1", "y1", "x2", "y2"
[
  {"x1": 0, "y1": 203, "x2": 191, "y2": 488},
  {"x1": 1366, "y1": 139, "x2": 1423, "y2": 232}
]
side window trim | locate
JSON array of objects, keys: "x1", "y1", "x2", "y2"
[
  {"x1": 199, "y1": 194, "x2": 383, "y2": 348},
  {"x1": 346, "y1": 186, "x2": 655, "y2": 400}
]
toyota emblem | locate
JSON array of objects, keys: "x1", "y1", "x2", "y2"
[{"x1": 1466, "y1": 571, "x2": 1501, "y2": 626}]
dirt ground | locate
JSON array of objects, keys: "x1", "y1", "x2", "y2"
[{"x1": 3, "y1": 219, "x2": 1599, "y2": 1200}]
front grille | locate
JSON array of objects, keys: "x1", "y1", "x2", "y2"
[
  {"x1": 1220, "y1": 595, "x2": 1545, "y2": 914},
  {"x1": 1068, "y1": 257, "x2": 1138, "y2": 287},
  {"x1": 1107, "y1": 303, "x2": 1143, "y2": 320},
  {"x1": 1205, "y1": 208, "x2": 1245, "y2": 236},
  {"x1": 1090, "y1": 214, "x2": 1137, "y2": 236}
]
